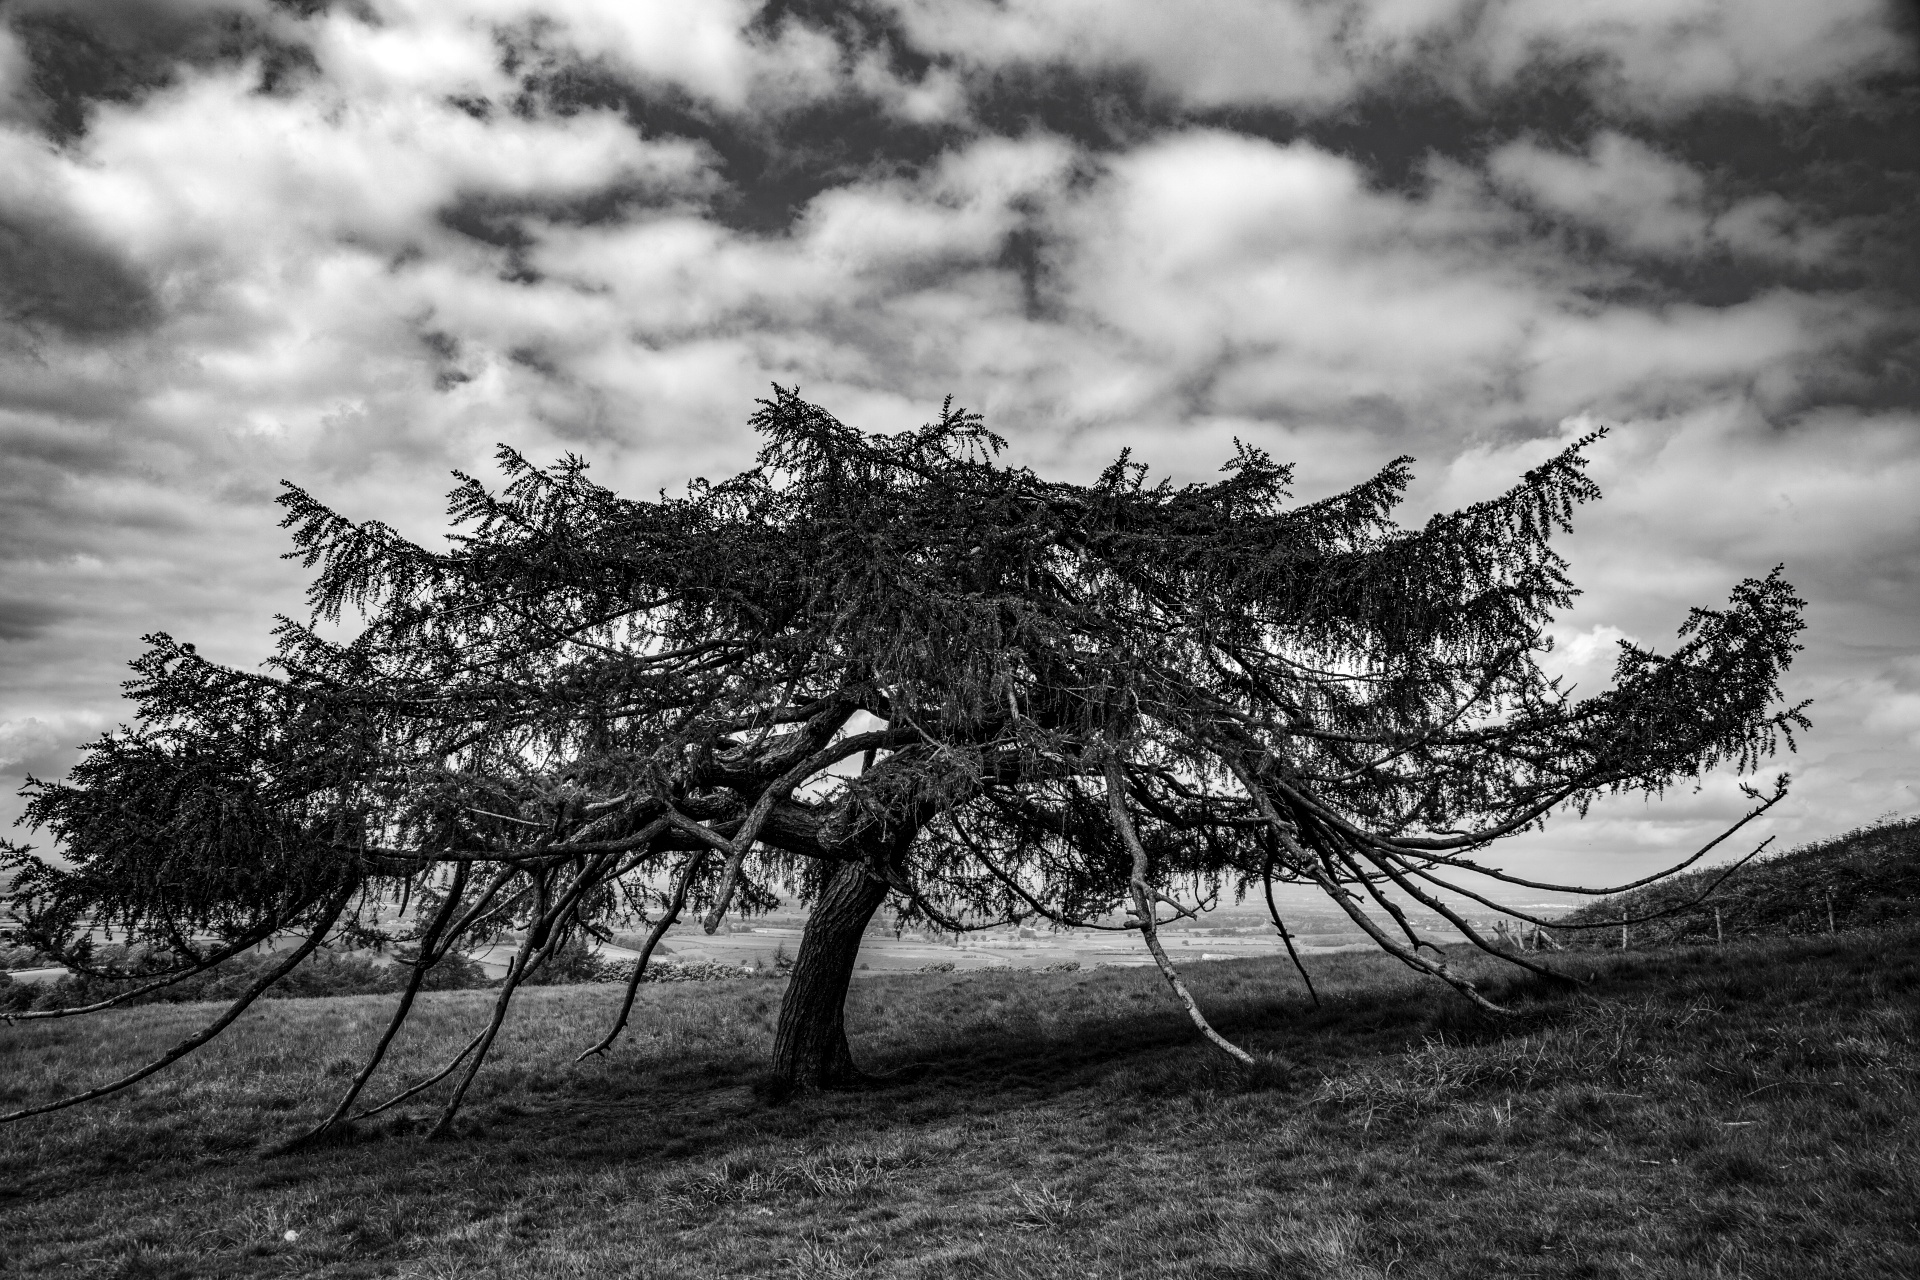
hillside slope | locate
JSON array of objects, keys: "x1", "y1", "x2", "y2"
[{"x1": 1556, "y1": 814, "x2": 1920, "y2": 949}]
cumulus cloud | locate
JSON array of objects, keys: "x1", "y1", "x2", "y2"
[
  {"x1": 1013, "y1": 132, "x2": 1873, "y2": 443},
  {"x1": 1538, "y1": 623, "x2": 1638, "y2": 694},
  {"x1": 0, "y1": 713, "x2": 111, "y2": 841},
  {"x1": 1462, "y1": 0, "x2": 1911, "y2": 115},
  {"x1": 0, "y1": 714, "x2": 106, "y2": 778},
  {"x1": 886, "y1": 0, "x2": 1374, "y2": 110},
  {"x1": 1490, "y1": 132, "x2": 1842, "y2": 265},
  {"x1": 884, "y1": 0, "x2": 1914, "y2": 115}
]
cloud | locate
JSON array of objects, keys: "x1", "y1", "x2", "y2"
[
  {"x1": 1490, "y1": 131, "x2": 1842, "y2": 266},
  {"x1": 1859, "y1": 658, "x2": 1920, "y2": 748},
  {"x1": 70, "y1": 66, "x2": 694, "y2": 259},
  {"x1": 475, "y1": 0, "x2": 847, "y2": 113},
  {"x1": 0, "y1": 714, "x2": 104, "y2": 779},
  {"x1": 883, "y1": 0, "x2": 1915, "y2": 116},
  {"x1": 0, "y1": 712, "x2": 113, "y2": 847},
  {"x1": 1539, "y1": 623, "x2": 1638, "y2": 694},
  {"x1": 886, "y1": 0, "x2": 1373, "y2": 111},
  {"x1": 1463, "y1": 0, "x2": 1913, "y2": 115},
  {"x1": 0, "y1": 201, "x2": 156, "y2": 339},
  {"x1": 0, "y1": 597, "x2": 63, "y2": 643},
  {"x1": 1018, "y1": 132, "x2": 1881, "y2": 441}
]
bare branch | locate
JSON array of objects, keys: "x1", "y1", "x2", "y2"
[
  {"x1": 1105, "y1": 755, "x2": 1255, "y2": 1065},
  {"x1": 1, "y1": 890, "x2": 352, "y2": 1126},
  {"x1": 578, "y1": 847, "x2": 704, "y2": 1061},
  {"x1": 280, "y1": 863, "x2": 472, "y2": 1151}
]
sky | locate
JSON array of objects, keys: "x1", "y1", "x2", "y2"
[{"x1": 1, "y1": 0, "x2": 1917, "y2": 895}]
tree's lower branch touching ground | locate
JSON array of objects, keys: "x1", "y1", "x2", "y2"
[{"x1": 1106, "y1": 756, "x2": 1255, "y2": 1066}]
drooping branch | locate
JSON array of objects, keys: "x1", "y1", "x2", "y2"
[
  {"x1": 3, "y1": 917, "x2": 286, "y2": 1023},
  {"x1": 344, "y1": 1030, "x2": 486, "y2": 1125},
  {"x1": 422, "y1": 916, "x2": 544, "y2": 1141},
  {"x1": 281, "y1": 862, "x2": 472, "y2": 1151},
  {"x1": 1, "y1": 889, "x2": 352, "y2": 1126},
  {"x1": 425, "y1": 850, "x2": 620, "y2": 1138},
  {"x1": 1228, "y1": 758, "x2": 1507, "y2": 1014},
  {"x1": 1259, "y1": 843, "x2": 1319, "y2": 1009},
  {"x1": 1387, "y1": 776, "x2": 1791, "y2": 906},
  {"x1": 578, "y1": 848, "x2": 707, "y2": 1061},
  {"x1": 1105, "y1": 755, "x2": 1254, "y2": 1065}
]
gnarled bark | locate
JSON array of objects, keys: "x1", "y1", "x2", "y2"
[{"x1": 768, "y1": 858, "x2": 890, "y2": 1094}]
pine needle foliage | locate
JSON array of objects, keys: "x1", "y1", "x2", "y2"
[{"x1": 2, "y1": 389, "x2": 1808, "y2": 1126}]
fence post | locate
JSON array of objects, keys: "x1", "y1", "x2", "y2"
[{"x1": 1714, "y1": 906, "x2": 1723, "y2": 945}]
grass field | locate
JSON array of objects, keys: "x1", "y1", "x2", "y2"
[{"x1": 3, "y1": 928, "x2": 1916, "y2": 1278}]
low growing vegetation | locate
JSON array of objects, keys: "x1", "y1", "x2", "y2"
[{"x1": 3, "y1": 926, "x2": 1915, "y2": 1278}]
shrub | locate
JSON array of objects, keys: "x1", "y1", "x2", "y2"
[
  {"x1": 390, "y1": 945, "x2": 492, "y2": 991},
  {"x1": 644, "y1": 959, "x2": 756, "y2": 983},
  {"x1": 521, "y1": 939, "x2": 625, "y2": 986},
  {"x1": 0, "y1": 940, "x2": 52, "y2": 971}
]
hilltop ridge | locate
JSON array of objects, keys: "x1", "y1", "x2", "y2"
[{"x1": 1555, "y1": 813, "x2": 1920, "y2": 949}]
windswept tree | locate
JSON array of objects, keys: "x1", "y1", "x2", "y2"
[{"x1": 2, "y1": 390, "x2": 1806, "y2": 1136}]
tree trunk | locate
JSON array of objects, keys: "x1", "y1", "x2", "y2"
[{"x1": 768, "y1": 858, "x2": 890, "y2": 1095}]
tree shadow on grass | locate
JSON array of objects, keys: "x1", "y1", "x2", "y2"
[
  {"x1": 291, "y1": 945, "x2": 1694, "y2": 1158},
  {"x1": 844, "y1": 950, "x2": 1580, "y2": 1099},
  {"x1": 267, "y1": 953, "x2": 1482, "y2": 1165},
  {"x1": 267, "y1": 927, "x2": 1916, "y2": 1179},
  {"x1": 12, "y1": 930, "x2": 1918, "y2": 1278},
  {"x1": 393, "y1": 950, "x2": 1592, "y2": 1169}
]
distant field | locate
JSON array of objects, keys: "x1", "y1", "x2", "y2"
[
  {"x1": 3, "y1": 885, "x2": 1446, "y2": 988},
  {"x1": 618, "y1": 912, "x2": 1381, "y2": 978},
  {"x1": 3, "y1": 929, "x2": 1917, "y2": 1278}
]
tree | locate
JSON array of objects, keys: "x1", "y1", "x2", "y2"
[{"x1": 2, "y1": 389, "x2": 1807, "y2": 1136}]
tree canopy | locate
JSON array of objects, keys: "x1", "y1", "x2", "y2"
[{"x1": 3, "y1": 389, "x2": 1807, "y2": 1134}]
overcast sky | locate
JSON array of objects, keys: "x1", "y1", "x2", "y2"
[{"x1": 2, "y1": 0, "x2": 1917, "y2": 892}]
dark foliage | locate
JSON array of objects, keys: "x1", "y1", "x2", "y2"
[{"x1": 2, "y1": 390, "x2": 1807, "y2": 1131}]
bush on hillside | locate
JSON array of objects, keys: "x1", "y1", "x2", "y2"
[
  {"x1": 389, "y1": 946, "x2": 492, "y2": 991},
  {"x1": 642, "y1": 959, "x2": 757, "y2": 983},
  {"x1": 514, "y1": 939, "x2": 757, "y2": 985},
  {"x1": 0, "y1": 939, "x2": 53, "y2": 971},
  {"x1": 521, "y1": 938, "x2": 628, "y2": 985}
]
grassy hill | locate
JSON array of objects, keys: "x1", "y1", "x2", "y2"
[
  {"x1": 3, "y1": 921, "x2": 1916, "y2": 1278},
  {"x1": 1554, "y1": 814, "x2": 1920, "y2": 950}
]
